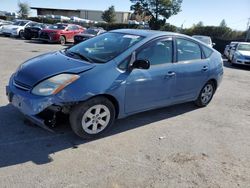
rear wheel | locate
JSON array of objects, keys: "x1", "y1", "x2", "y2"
[
  {"x1": 195, "y1": 81, "x2": 215, "y2": 107},
  {"x1": 69, "y1": 97, "x2": 116, "y2": 139},
  {"x1": 59, "y1": 36, "x2": 66, "y2": 45}
]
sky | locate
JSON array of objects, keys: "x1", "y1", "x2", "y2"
[{"x1": 1, "y1": 0, "x2": 249, "y2": 31}]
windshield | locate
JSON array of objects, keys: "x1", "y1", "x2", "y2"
[
  {"x1": 13, "y1": 21, "x2": 28, "y2": 26},
  {"x1": 66, "y1": 32, "x2": 144, "y2": 63},
  {"x1": 193, "y1": 36, "x2": 212, "y2": 45},
  {"x1": 238, "y1": 44, "x2": 250, "y2": 51},
  {"x1": 85, "y1": 29, "x2": 99, "y2": 35},
  {"x1": 48, "y1": 24, "x2": 67, "y2": 30}
]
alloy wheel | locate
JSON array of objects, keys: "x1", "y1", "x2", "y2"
[
  {"x1": 201, "y1": 84, "x2": 214, "y2": 104},
  {"x1": 81, "y1": 104, "x2": 111, "y2": 134}
]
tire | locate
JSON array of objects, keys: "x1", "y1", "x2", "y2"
[
  {"x1": 19, "y1": 30, "x2": 24, "y2": 38},
  {"x1": 59, "y1": 36, "x2": 66, "y2": 45},
  {"x1": 195, "y1": 81, "x2": 215, "y2": 107},
  {"x1": 69, "y1": 97, "x2": 116, "y2": 139}
]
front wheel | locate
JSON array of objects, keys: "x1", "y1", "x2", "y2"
[
  {"x1": 195, "y1": 82, "x2": 215, "y2": 107},
  {"x1": 19, "y1": 30, "x2": 24, "y2": 38},
  {"x1": 69, "y1": 97, "x2": 116, "y2": 139},
  {"x1": 59, "y1": 36, "x2": 66, "y2": 45}
]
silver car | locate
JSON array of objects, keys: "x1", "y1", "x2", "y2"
[
  {"x1": 231, "y1": 42, "x2": 250, "y2": 66},
  {"x1": 192, "y1": 35, "x2": 214, "y2": 48}
]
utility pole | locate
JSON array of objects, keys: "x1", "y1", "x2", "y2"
[{"x1": 245, "y1": 18, "x2": 250, "y2": 42}]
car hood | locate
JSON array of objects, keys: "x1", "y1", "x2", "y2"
[
  {"x1": 2, "y1": 25, "x2": 23, "y2": 30},
  {"x1": 14, "y1": 51, "x2": 95, "y2": 87},
  {"x1": 238, "y1": 50, "x2": 250, "y2": 56}
]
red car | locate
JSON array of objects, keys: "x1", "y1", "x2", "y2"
[{"x1": 39, "y1": 23, "x2": 84, "y2": 45}]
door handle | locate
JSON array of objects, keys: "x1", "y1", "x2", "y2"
[
  {"x1": 165, "y1": 71, "x2": 176, "y2": 79},
  {"x1": 202, "y1": 66, "x2": 208, "y2": 71}
]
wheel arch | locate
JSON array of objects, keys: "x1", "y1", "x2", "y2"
[
  {"x1": 86, "y1": 94, "x2": 120, "y2": 119},
  {"x1": 207, "y1": 78, "x2": 217, "y2": 91}
]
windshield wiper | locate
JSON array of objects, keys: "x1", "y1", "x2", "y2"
[{"x1": 66, "y1": 50, "x2": 93, "y2": 63}]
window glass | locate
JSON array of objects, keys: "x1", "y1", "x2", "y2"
[
  {"x1": 137, "y1": 39, "x2": 173, "y2": 65},
  {"x1": 72, "y1": 26, "x2": 79, "y2": 30},
  {"x1": 201, "y1": 45, "x2": 213, "y2": 58},
  {"x1": 66, "y1": 32, "x2": 144, "y2": 63},
  {"x1": 177, "y1": 38, "x2": 202, "y2": 61}
]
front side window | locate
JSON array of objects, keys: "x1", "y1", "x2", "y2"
[
  {"x1": 177, "y1": 38, "x2": 202, "y2": 61},
  {"x1": 137, "y1": 39, "x2": 173, "y2": 66},
  {"x1": 65, "y1": 32, "x2": 144, "y2": 63},
  {"x1": 13, "y1": 21, "x2": 29, "y2": 26}
]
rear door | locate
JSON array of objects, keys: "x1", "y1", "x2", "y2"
[{"x1": 171, "y1": 37, "x2": 210, "y2": 101}]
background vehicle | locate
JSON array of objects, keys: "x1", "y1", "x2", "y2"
[
  {"x1": 24, "y1": 23, "x2": 49, "y2": 40},
  {"x1": 74, "y1": 27, "x2": 105, "y2": 44},
  {"x1": 228, "y1": 42, "x2": 239, "y2": 61},
  {"x1": 0, "y1": 20, "x2": 13, "y2": 35},
  {"x1": 39, "y1": 23, "x2": 84, "y2": 45},
  {"x1": 224, "y1": 45, "x2": 230, "y2": 58},
  {"x1": 6, "y1": 29, "x2": 223, "y2": 139},
  {"x1": 192, "y1": 35, "x2": 215, "y2": 47},
  {"x1": 231, "y1": 42, "x2": 250, "y2": 66},
  {"x1": 1, "y1": 20, "x2": 36, "y2": 38}
]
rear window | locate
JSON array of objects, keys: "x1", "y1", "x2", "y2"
[{"x1": 201, "y1": 45, "x2": 213, "y2": 58}]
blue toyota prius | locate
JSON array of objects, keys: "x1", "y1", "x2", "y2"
[{"x1": 6, "y1": 29, "x2": 223, "y2": 139}]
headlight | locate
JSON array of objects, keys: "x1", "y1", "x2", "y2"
[{"x1": 32, "y1": 74, "x2": 80, "y2": 96}]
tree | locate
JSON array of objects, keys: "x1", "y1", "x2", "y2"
[
  {"x1": 219, "y1": 19, "x2": 227, "y2": 27},
  {"x1": 102, "y1": 6, "x2": 116, "y2": 23},
  {"x1": 196, "y1": 21, "x2": 204, "y2": 27},
  {"x1": 130, "y1": 2, "x2": 151, "y2": 21},
  {"x1": 130, "y1": 0, "x2": 183, "y2": 29},
  {"x1": 17, "y1": 2, "x2": 30, "y2": 18}
]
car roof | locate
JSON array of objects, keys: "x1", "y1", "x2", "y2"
[
  {"x1": 111, "y1": 29, "x2": 188, "y2": 38},
  {"x1": 192, "y1": 35, "x2": 211, "y2": 39},
  {"x1": 14, "y1": 19, "x2": 31, "y2": 22}
]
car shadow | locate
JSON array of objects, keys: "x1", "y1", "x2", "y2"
[
  {"x1": 223, "y1": 60, "x2": 250, "y2": 71},
  {"x1": 0, "y1": 102, "x2": 198, "y2": 168}
]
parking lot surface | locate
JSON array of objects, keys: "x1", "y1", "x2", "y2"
[{"x1": 0, "y1": 37, "x2": 250, "y2": 188}]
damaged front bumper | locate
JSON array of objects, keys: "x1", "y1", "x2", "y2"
[{"x1": 6, "y1": 76, "x2": 67, "y2": 131}]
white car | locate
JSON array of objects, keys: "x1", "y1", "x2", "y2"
[
  {"x1": 228, "y1": 42, "x2": 239, "y2": 61},
  {"x1": 231, "y1": 42, "x2": 250, "y2": 66},
  {"x1": 0, "y1": 20, "x2": 13, "y2": 34},
  {"x1": 192, "y1": 35, "x2": 215, "y2": 48},
  {"x1": 1, "y1": 19, "x2": 35, "y2": 38}
]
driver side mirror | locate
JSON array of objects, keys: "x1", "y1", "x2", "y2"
[{"x1": 131, "y1": 59, "x2": 150, "y2": 70}]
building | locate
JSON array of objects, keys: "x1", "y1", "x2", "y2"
[{"x1": 31, "y1": 7, "x2": 131, "y2": 23}]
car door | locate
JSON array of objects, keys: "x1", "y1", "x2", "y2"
[
  {"x1": 125, "y1": 37, "x2": 176, "y2": 113},
  {"x1": 64, "y1": 25, "x2": 74, "y2": 41},
  {"x1": 172, "y1": 37, "x2": 210, "y2": 101}
]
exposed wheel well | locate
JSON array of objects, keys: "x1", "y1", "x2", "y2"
[{"x1": 208, "y1": 79, "x2": 217, "y2": 91}]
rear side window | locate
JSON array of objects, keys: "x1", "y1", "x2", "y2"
[
  {"x1": 201, "y1": 45, "x2": 213, "y2": 58},
  {"x1": 176, "y1": 38, "x2": 202, "y2": 61}
]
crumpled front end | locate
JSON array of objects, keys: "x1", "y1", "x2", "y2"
[{"x1": 6, "y1": 74, "x2": 67, "y2": 130}]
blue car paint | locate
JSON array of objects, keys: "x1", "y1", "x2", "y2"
[{"x1": 6, "y1": 29, "x2": 223, "y2": 120}]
